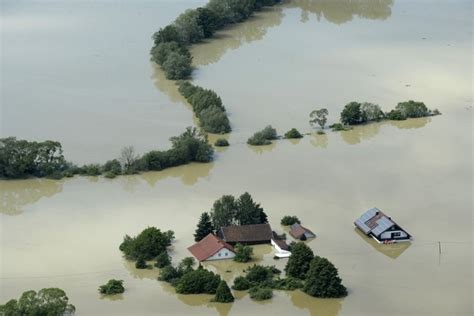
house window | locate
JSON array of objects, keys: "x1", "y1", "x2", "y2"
[
  {"x1": 218, "y1": 253, "x2": 221, "y2": 257},
  {"x1": 392, "y1": 232, "x2": 401, "y2": 238},
  {"x1": 225, "y1": 252, "x2": 228, "y2": 256}
]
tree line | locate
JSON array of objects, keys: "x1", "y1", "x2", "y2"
[
  {"x1": 0, "y1": 127, "x2": 213, "y2": 180},
  {"x1": 150, "y1": 0, "x2": 282, "y2": 134}
]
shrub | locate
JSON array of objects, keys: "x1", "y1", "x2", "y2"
[
  {"x1": 158, "y1": 265, "x2": 180, "y2": 282},
  {"x1": 46, "y1": 171, "x2": 64, "y2": 180},
  {"x1": 102, "y1": 159, "x2": 122, "y2": 175},
  {"x1": 99, "y1": 279, "x2": 125, "y2": 295},
  {"x1": 432, "y1": 108, "x2": 441, "y2": 115},
  {"x1": 82, "y1": 164, "x2": 102, "y2": 176},
  {"x1": 272, "y1": 277, "x2": 303, "y2": 290},
  {"x1": 284, "y1": 242, "x2": 314, "y2": 279},
  {"x1": 104, "y1": 171, "x2": 116, "y2": 179},
  {"x1": 135, "y1": 257, "x2": 148, "y2": 269},
  {"x1": 317, "y1": 130, "x2": 325, "y2": 135},
  {"x1": 232, "y1": 276, "x2": 250, "y2": 290},
  {"x1": 214, "y1": 138, "x2": 229, "y2": 147},
  {"x1": 245, "y1": 265, "x2": 278, "y2": 285},
  {"x1": 233, "y1": 244, "x2": 253, "y2": 263},
  {"x1": 175, "y1": 268, "x2": 221, "y2": 294},
  {"x1": 303, "y1": 256, "x2": 347, "y2": 298},
  {"x1": 151, "y1": 40, "x2": 191, "y2": 65},
  {"x1": 386, "y1": 109, "x2": 406, "y2": 121},
  {"x1": 199, "y1": 105, "x2": 231, "y2": 134},
  {"x1": 119, "y1": 227, "x2": 174, "y2": 261},
  {"x1": 329, "y1": 123, "x2": 350, "y2": 131},
  {"x1": 213, "y1": 280, "x2": 234, "y2": 303},
  {"x1": 284, "y1": 128, "x2": 303, "y2": 139},
  {"x1": 162, "y1": 51, "x2": 193, "y2": 80},
  {"x1": 249, "y1": 286, "x2": 273, "y2": 301},
  {"x1": 155, "y1": 252, "x2": 172, "y2": 268},
  {"x1": 280, "y1": 215, "x2": 300, "y2": 226},
  {"x1": 247, "y1": 125, "x2": 277, "y2": 145}
]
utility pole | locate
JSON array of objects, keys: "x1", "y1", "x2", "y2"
[{"x1": 438, "y1": 241, "x2": 442, "y2": 254}]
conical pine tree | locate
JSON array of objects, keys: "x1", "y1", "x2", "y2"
[
  {"x1": 213, "y1": 280, "x2": 234, "y2": 303},
  {"x1": 194, "y1": 212, "x2": 214, "y2": 241}
]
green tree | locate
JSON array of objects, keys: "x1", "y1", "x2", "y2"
[
  {"x1": 249, "y1": 286, "x2": 273, "y2": 301},
  {"x1": 152, "y1": 25, "x2": 181, "y2": 46},
  {"x1": 361, "y1": 102, "x2": 384, "y2": 121},
  {"x1": 213, "y1": 280, "x2": 234, "y2": 303},
  {"x1": 303, "y1": 256, "x2": 347, "y2": 298},
  {"x1": 284, "y1": 242, "x2": 314, "y2": 279},
  {"x1": 99, "y1": 279, "x2": 125, "y2": 295},
  {"x1": 196, "y1": 7, "x2": 219, "y2": 37},
  {"x1": 340, "y1": 102, "x2": 364, "y2": 125},
  {"x1": 232, "y1": 276, "x2": 250, "y2": 290},
  {"x1": 178, "y1": 257, "x2": 196, "y2": 274},
  {"x1": 235, "y1": 192, "x2": 268, "y2": 225},
  {"x1": 280, "y1": 215, "x2": 300, "y2": 226},
  {"x1": 162, "y1": 51, "x2": 193, "y2": 80},
  {"x1": 158, "y1": 265, "x2": 180, "y2": 282},
  {"x1": 284, "y1": 128, "x2": 303, "y2": 139},
  {"x1": 309, "y1": 108, "x2": 329, "y2": 129},
  {"x1": 214, "y1": 138, "x2": 229, "y2": 147},
  {"x1": 233, "y1": 243, "x2": 253, "y2": 262},
  {"x1": 175, "y1": 268, "x2": 221, "y2": 294},
  {"x1": 194, "y1": 212, "x2": 214, "y2": 241},
  {"x1": 174, "y1": 9, "x2": 205, "y2": 44},
  {"x1": 210, "y1": 195, "x2": 237, "y2": 229},
  {"x1": 151, "y1": 41, "x2": 190, "y2": 65},
  {"x1": 155, "y1": 251, "x2": 172, "y2": 268},
  {"x1": 119, "y1": 227, "x2": 174, "y2": 261},
  {"x1": 102, "y1": 159, "x2": 122, "y2": 175},
  {"x1": 135, "y1": 256, "x2": 148, "y2": 269},
  {"x1": 395, "y1": 100, "x2": 429, "y2": 118},
  {"x1": 0, "y1": 288, "x2": 75, "y2": 315}
]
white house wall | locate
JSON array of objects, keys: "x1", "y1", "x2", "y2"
[
  {"x1": 380, "y1": 230, "x2": 408, "y2": 240},
  {"x1": 205, "y1": 248, "x2": 235, "y2": 261}
]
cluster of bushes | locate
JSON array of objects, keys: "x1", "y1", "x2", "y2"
[
  {"x1": 119, "y1": 227, "x2": 175, "y2": 269},
  {"x1": 340, "y1": 100, "x2": 439, "y2": 126},
  {"x1": 214, "y1": 138, "x2": 229, "y2": 147},
  {"x1": 284, "y1": 242, "x2": 347, "y2": 298},
  {"x1": 280, "y1": 215, "x2": 301, "y2": 226},
  {"x1": 232, "y1": 265, "x2": 296, "y2": 301},
  {"x1": 0, "y1": 128, "x2": 214, "y2": 181},
  {"x1": 99, "y1": 279, "x2": 125, "y2": 295},
  {"x1": 157, "y1": 256, "x2": 234, "y2": 303},
  {"x1": 247, "y1": 125, "x2": 278, "y2": 145},
  {"x1": 0, "y1": 288, "x2": 76, "y2": 315},
  {"x1": 0, "y1": 138, "x2": 69, "y2": 179},
  {"x1": 284, "y1": 128, "x2": 303, "y2": 139},
  {"x1": 178, "y1": 81, "x2": 231, "y2": 134}
]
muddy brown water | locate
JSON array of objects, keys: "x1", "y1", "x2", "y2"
[{"x1": 1, "y1": 0, "x2": 472, "y2": 315}]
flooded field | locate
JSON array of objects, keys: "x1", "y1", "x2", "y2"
[{"x1": 1, "y1": 0, "x2": 472, "y2": 315}]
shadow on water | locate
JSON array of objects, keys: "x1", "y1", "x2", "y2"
[
  {"x1": 353, "y1": 228, "x2": 411, "y2": 259},
  {"x1": 339, "y1": 117, "x2": 431, "y2": 145},
  {"x1": 247, "y1": 142, "x2": 277, "y2": 154},
  {"x1": 310, "y1": 132, "x2": 329, "y2": 148},
  {"x1": 287, "y1": 0, "x2": 394, "y2": 24},
  {"x1": 0, "y1": 178, "x2": 64, "y2": 215},
  {"x1": 289, "y1": 290, "x2": 343, "y2": 316}
]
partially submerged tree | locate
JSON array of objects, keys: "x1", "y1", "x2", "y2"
[
  {"x1": 155, "y1": 251, "x2": 172, "y2": 268},
  {"x1": 119, "y1": 227, "x2": 174, "y2": 261},
  {"x1": 303, "y1": 256, "x2": 347, "y2": 298},
  {"x1": 235, "y1": 192, "x2": 268, "y2": 225},
  {"x1": 210, "y1": 195, "x2": 237, "y2": 229},
  {"x1": 233, "y1": 243, "x2": 253, "y2": 262},
  {"x1": 309, "y1": 108, "x2": 329, "y2": 129},
  {"x1": 340, "y1": 102, "x2": 364, "y2": 125},
  {"x1": 213, "y1": 280, "x2": 234, "y2": 303},
  {"x1": 280, "y1": 215, "x2": 301, "y2": 226},
  {"x1": 120, "y1": 146, "x2": 140, "y2": 174},
  {"x1": 99, "y1": 279, "x2": 125, "y2": 295},
  {"x1": 0, "y1": 288, "x2": 76, "y2": 315},
  {"x1": 284, "y1": 242, "x2": 314, "y2": 279}
]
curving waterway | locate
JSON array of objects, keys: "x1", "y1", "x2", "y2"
[{"x1": 1, "y1": 0, "x2": 472, "y2": 315}]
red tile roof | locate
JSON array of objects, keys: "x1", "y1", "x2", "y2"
[{"x1": 187, "y1": 234, "x2": 235, "y2": 262}]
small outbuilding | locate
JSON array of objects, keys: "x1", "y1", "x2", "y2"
[
  {"x1": 187, "y1": 233, "x2": 235, "y2": 262},
  {"x1": 271, "y1": 232, "x2": 291, "y2": 258},
  {"x1": 217, "y1": 223, "x2": 273, "y2": 245},
  {"x1": 354, "y1": 207, "x2": 411, "y2": 243},
  {"x1": 289, "y1": 223, "x2": 316, "y2": 240}
]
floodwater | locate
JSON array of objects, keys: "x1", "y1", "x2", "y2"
[{"x1": 1, "y1": 0, "x2": 472, "y2": 315}]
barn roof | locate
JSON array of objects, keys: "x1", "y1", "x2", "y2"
[
  {"x1": 219, "y1": 224, "x2": 273, "y2": 243},
  {"x1": 187, "y1": 234, "x2": 234, "y2": 261},
  {"x1": 289, "y1": 223, "x2": 315, "y2": 239},
  {"x1": 354, "y1": 207, "x2": 403, "y2": 237}
]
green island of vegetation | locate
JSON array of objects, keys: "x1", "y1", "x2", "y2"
[
  {"x1": 99, "y1": 280, "x2": 125, "y2": 295},
  {"x1": 0, "y1": 288, "x2": 75, "y2": 316},
  {"x1": 0, "y1": 127, "x2": 213, "y2": 180}
]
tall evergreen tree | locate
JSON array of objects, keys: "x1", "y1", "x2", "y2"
[
  {"x1": 235, "y1": 192, "x2": 268, "y2": 225},
  {"x1": 303, "y1": 256, "x2": 347, "y2": 298},
  {"x1": 213, "y1": 280, "x2": 234, "y2": 303},
  {"x1": 284, "y1": 242, "x2": 314, "y2": 279},
  {"x1": 194, "y1": 212, "x2": 214, "y2": 241}
]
